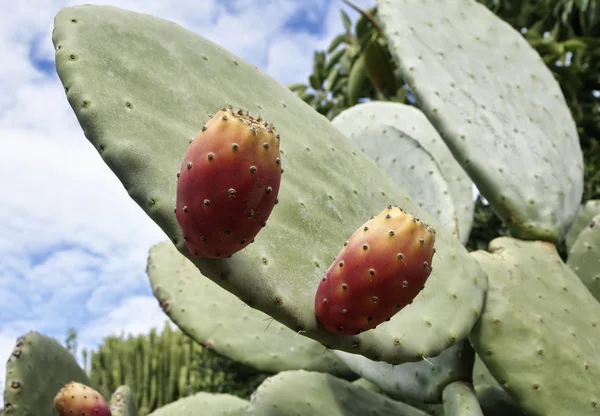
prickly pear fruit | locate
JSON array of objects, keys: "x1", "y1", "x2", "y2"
[
  {"x1": 53, "y1": 381, "x2": 111, "y2": 416},
  {"x1": 314, "y1": 205, "x2": 436, "y2": 335},
  {"x1": 175, "y1": 106, "x2": 282, "y2": 259}
]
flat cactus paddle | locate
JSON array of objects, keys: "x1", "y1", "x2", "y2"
[
  {"x1": 3, "y1": 331, "x2": 91, "y2": 415},
  {"x1": 377, "y1": 0, "x2": 584, "y2": 242},
  {"x1": 469, "y1": 237, "x2": 600, "y2": 415},
  {"x1": 332, "y1": 101, "x2": 473, "y2": 244}
]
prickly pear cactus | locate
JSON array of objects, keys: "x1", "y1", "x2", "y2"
[
  {"x1": 147, "y1": 392, "x2": 248, "y2": 416},
  {"x1": 146, "y1": 239, "x2": 353, "y2": 376},
  {"x1": 245, "y1": 370, "x2": 430, "y2": 416},
  {"x1": 472, "y1": 356, "x2": 526, "y2": 416},
  {"x1": 566, "y1": 200, "x2": 600, "y2": 251},
  {"x1": 351, "y1": 378, "x2": 383, "y2": 394},
  {"x1": 567, "y1": 212, "x2": 600, "y2": 301},
  {"x1": 110, "y1": 386, "x2": 137, "y2": 416},
  {"x1": 332, "y1": 101, "x2": 474, "y2": 244},
  {"x1": 333, "y1": 122, "x2": 460, "y2": 239},
  {"x1": 52, "y1": 4, "x2": 487, "y2": 364},
  {"x1": 376, "y1": 0, "x2": 584, "y2": 242},
  {"x1": 3, "y1": 331, "x2": 91, "y2": 415},
  {"x1": 442, "y1": 381, "x2": 483, "y2": 416},
  {"x1": 469, "y1": 237, "x2": 600, "y2": 415},
  {"x1": 333, "y1": 339, "x2": 475, "y2": 404}
]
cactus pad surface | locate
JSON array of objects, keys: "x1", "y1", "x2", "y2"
[
  {"x1": 567, "y1": 212, "x2": 600, "y2": 301},
  {"x1": 147, "y1": 392, "x2": 247, "y2": 416},
  {"x1": 441, "y1": 381, "x2": 483, "y2": 416},
  {"x1": 147, "y1": 240, "x2": 353, "y2": 376},
  {"x1": 334, "y1": 339, "x2": 474, "y2": 403},
  {"x1": 332, "y1": 101, "x2": 473, "y2": 244},
  {"x1": 469, "y1": 237, "x2": 600, "y2": 415},
  {"x1": 472, "y1": 356, "x2": 526, "y2": 416},
  {"x1": 245, "y1": 370, "x2": 430, "y2": 416},
  {"x1": 377, "y1": 0, "x2": 584, "y2": 242},
  {"x1": 110, "y1": 386, "x2": 137, "y2": 416},
  {"x1": 3, "y1": 331, "x2": 91, "y2": 415},
  {"x1": 566, "y1": 200, "x2": 600, "y2": 251}
]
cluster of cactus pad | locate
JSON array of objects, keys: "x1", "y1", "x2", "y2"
[{"x1": 3, "y1": 0, "x2": 598, "y2": 415}]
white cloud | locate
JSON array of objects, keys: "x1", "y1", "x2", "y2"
[
  {"x1": 78, "y1": 296, "x2": 174, "y2": 346},
  {"x1": 0, "y1": 0, "x2": 376, "y2": 395}
]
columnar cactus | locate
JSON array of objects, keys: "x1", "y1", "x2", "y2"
[{"x1": 4, "y1": 0, "x2": 596, "y2": 414}]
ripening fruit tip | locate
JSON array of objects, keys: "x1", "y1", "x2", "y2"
[
  {"x1": 53, "y1": 381, "x2": 111, "y2": 416},
  {"x1": 314, "y1": 205, "x2": 436, "y2": 335},
  {"x1": 175, "y1": 106, "x2": 282, "y2": 259}
]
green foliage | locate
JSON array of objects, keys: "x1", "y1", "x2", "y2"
[{"x1": 88, "y1": 322, "x2": 268, "y2": 415}]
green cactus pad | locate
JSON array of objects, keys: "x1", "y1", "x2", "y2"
[
  {"x1": 53, "y1": 4, "x2": 487, "y2": 364},
  {"x1": 3, "y1": 331, "x2": 91, "y2": 415},
  {"x1": 332, "y1": 101, "x2": 474, "y2": 244},
  {"x1": 376, "y1": 0, "x2": 584, "y2": 242},
  {"x1": 566, "y1": 200, "x2": 600, "y2": 251},
  {"x1": 110, "y1": 386, "x2": 137, "y2": 416},
  {"x1": 469, "y1": 237, "x2": 600, "y2": 415},
  {"x1": 351, "y1": 378, "x2": 383, "y2": 394},
  {"x1": 245, "y1": 370, "x2": 430, "y2": 416},
  {"x1": 567, "y1": 212, "x2": 600, "y2": 301},
  {"x1": 147, "y1": 239, "x2": 353, "y2": 376},
  {"x1": 331, "y1": 119, "x2": 460, "y2": 241},
  {"x1": 442, "y1": 381, "x2": 483, "y2": 416},
  {"x1": 333, "y1": 339, "x2": 474, "y2": 403},
  {"x1": 147, "y1": 392, "x2": 247, "y2": 416},
  {"x1": 472, "y1": 356, "x2": 526, "y2": 416}
]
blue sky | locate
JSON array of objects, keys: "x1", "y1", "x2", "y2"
[{"x1": 0, "y1": 0, "x2": 374, "y2": 392}]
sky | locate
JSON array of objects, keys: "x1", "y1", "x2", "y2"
[{"x1": 0, "y1": 0, "x2": 376, "y2": 393}]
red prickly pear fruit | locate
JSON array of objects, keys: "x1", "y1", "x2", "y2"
[
  {"x1": 314, "y1": 205, "x2": 436, "y2": 336},
  {"x1": 175, "y1": 106, "x2": 282, "y2": 259},
  {"x1": 53, "y1": 381, "x2": 111, "y2": 416}
]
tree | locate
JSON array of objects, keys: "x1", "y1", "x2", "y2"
[{"x1": 65, "y1": 327, "x2": 78, "y2": 357}]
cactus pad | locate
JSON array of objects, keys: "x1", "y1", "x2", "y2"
[
  {"x1": 469, "y1": 237, "x2": 600, "y2": 415},
  {"x1": 441, "y1": 381, "x2": 483, "y2": 416},
  {"x1": 332, "y1": 101, "x2": 473, "y2": 244},
  {"x1": 245, "y1": 370, "x2": 430, "y2": 416},
  {"x1": 567, "y1": 212, "x2": 600, "y2": 301},
  {"x1": 3, "y1": 331, "x2": 91, "y2": 415},
  {"x1": 565, "y1": 200, "x2": 600, "y2": 251},
  {"x1": 376, "y1": 0, "x2": 584, "y2": 242},
  {"x1": 147, "y1": 392, "x2": 248, "y2": 416},
  {"x1": 53, "y1": 4, "x2": 487, "y2": 363},
  {"x1": 110, "y1": 386, "x2": 137, "y2": 416},
  {"x1": 472, "y1": 356, "x2": 526, "y2": 416},
  {"x1": 147, "y1": 239, "x2": 353, "y2": 376},
  {"x1": 332, "y1": 122, "x2": 459, "y2": 240},
  {"x1": 333, "y1": 338, "x2": 475, "y2": 403}
]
